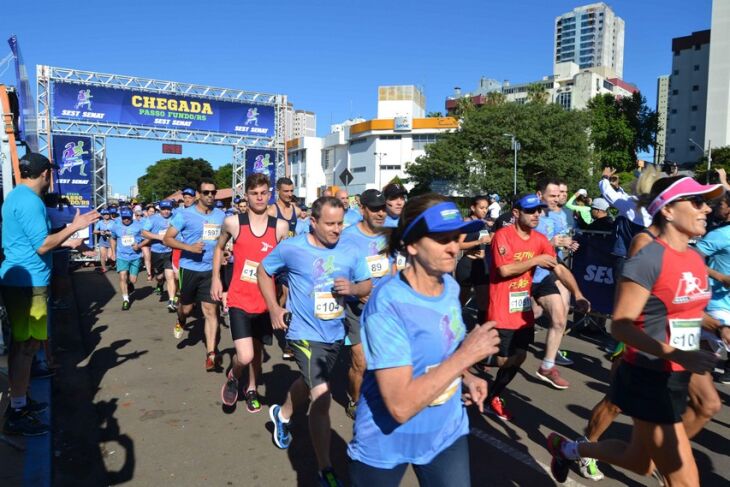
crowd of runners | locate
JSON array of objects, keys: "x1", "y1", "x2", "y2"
[{"x1": 2, "y1": 151, "x2": 730, "y2": 486}]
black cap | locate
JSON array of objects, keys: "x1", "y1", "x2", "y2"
[
  {"x1": 19, "y1": 153, "x2": 58, "y2": 178},
  {"x1": 383, "y1": 183, "x2": 407, "y2": 200},
  {"x1": 360, "y1": 189, "x2": 386, "y2": 208}
]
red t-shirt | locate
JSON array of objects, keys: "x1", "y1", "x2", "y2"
[{"x1": 488, "y1": 225, "x2": 555, "y2": 330}]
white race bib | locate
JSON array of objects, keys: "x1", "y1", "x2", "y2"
[
  {"x1": 479, "y1": 229, "x2": 490, "y2": 239},
  {"x1": 121, "y1": 235, "x2": 135, "y2": 247},
  {"x1": 240, "y1": 259, "x2": 259, "y2": 283},
  {"x1": 314, "y1": 292, "x2": 344, "y2": 320},
  {"x1": 426, "y1": 364, "x2": 462, "y2": 406},
  {"x1": 202, "y1": 223, "x2": 221, "y2": 241},
  {"x1": 509, "y1": 291, "x2": 531, "y2": 313},
  {"x1": 396, "y1": 253, "x2": 407, "y2": 270},
  {"x1": 366, "y1": 254, "x2": 389, "y2": 278},
  {"x1": 669, "y1": 319, "x2": 701, "y2": 351}
]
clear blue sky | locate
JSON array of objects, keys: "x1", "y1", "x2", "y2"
[{"x1": 1, "y1": 0, "x2": 712, "y2": 196}]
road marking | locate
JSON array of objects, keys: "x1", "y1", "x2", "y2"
[{"x1": 470, "y1": 427, "x2": 589, "y2": 487}]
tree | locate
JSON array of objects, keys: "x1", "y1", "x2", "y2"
[
  {"x1": 137, "y1": 157, "x2": 214, "y2": 202},
  {"x1": 214, "y1": 163, "x2": 233, "y2": 189},
  {"x1": 692, "y1": 146, "x2": 730, "y2": 183},
  {"x1": 406, "y1": 102, "x2": 593, "y2": 198},
  {"x1": 426, "y1": 111, "x2": 444, "y2": 118},
  {"x1": 526, "y1": 83, "x2": 549, "y2": 104}
]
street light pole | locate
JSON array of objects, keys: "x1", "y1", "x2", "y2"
[
  {"x1": 503, "y1": 133, "x2": 520, "y2": 196},
  {"x1": 374, "y1": 151, "x2": 387, "y2": 189},
  {"x1": 689, "y1": 138, "x2": 711, "y2": 182}
]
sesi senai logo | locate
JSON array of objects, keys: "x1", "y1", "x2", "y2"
[{"x1": 673, "y1": 271, "x2": 710, "y2": 304}]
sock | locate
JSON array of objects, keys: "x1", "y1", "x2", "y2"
[
  {"x1": 488, "y1": 366, "x2": 520, "y2": 402},
  {"x1": 123, "y1": 294, "x2": 129, "y2": 301},
  {"x1": 541, "y1": 359, "x2": 555, "y2": 370},
  {"x1": 10, "y1": 396, "x2": 27, "y2": 410},
  {"x1": 561, "y1": 440, "x2": 581, "y2": 460},
  {"x1": 278, "y1": 409, "x2": 290, "y2": 424}
]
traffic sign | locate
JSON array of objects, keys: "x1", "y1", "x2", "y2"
[{"x1": 339, "y1": 169, "x2": 353, "y2": 186}]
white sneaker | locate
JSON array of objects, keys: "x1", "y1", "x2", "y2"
[{"x1": 579, "y1": 457, "x2": 604, "y2": 481}]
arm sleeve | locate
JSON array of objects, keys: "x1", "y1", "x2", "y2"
[
  {"x1": 142, "y1": 219, "x2": 153, "y2": 231},
  {"x1": 362, "y1": 307, "x2": 413, "y2": 370},
  {"x1": 352, "y1": 251, "x2": 371, "y2": 282},
  {"x1": 695, "y1": 230, "x2": 727, "y2": 258},
  {"x1": 620, "y1": 244, "x2": 662, "y2": 290},
  {"x1": 491, "y1": 229, "x2": 516, "y2": 270},
  {"x1": 565, "y1": 194, "x2": 580, "y2": 211},
  {"x1": 261, "y1": 242, "x2": 287, "y2": 276},
  {"x1": 20, "y1": 200, "x2": 50, "y2": 251},
  {"x1": 170, "y1": 213, "x2": 185, "y2": 231}
]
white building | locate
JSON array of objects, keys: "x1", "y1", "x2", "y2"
[
  {"x1": 286, "y1": 86, "x2": 458, "y2": 202},
  {"x1": 655, "y1": 75, "x2": 670, "y2": 163},
  {"x1": 284, "y1": 104, "x2": 317, "y2": 140},
  {"x1": 554, "y1": 3, "x2": 625, "y2": 79},
  {"x1": 665, "y1": 30, "x2": 711, "y2": 166},
  {"x1": 705, "y1": 0, "x2": 730, "y2": 153}
]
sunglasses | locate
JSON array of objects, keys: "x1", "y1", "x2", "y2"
[
  {"x1": 520, "y1": 207, "x2": 542, "y2": 214},
  {"x1": 200, "y1": 190, "x2": 217, "y2": 196},
  {"x1": 673, "y1": 195, "x2": 707, "y2": 209}
]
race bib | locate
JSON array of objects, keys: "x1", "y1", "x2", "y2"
[
  {"x1": 240, "y1": 259, "x2": 259, "y2": 283},
  {"x1": 426, "y1": 364, "x2": 462, "y2": 406},
  {"x1": 396, "y1": 253, "x2": 407, "y2": 270},
  {"x1": 669, "y1": 319, "x2": 701, "y2": 351},
  {"x1": 202, "y1": 223, "x2": 221, "y2": 241},
  {"x1": 509, "y1": 291, "x2": 531, "y2": 313},
  {"x1": 479, "y1": 229, "x2": 490, "y2": 239},
  {"x1": 121, "y1": 235, "x2": 135, "y2": 247},
  {"x1": 366, "y1": 254, "x2": 389, "y2": 278},
  {"x1": 314, "y1": 292, "x2": 344, "y2": 320}
]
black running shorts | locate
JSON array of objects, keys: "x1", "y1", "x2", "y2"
[
  {"x1": 151, "y1": 251, "x2": 172, "y2": 275},
  {"x1": 229, "y1": 307, "x2": 273, "y2": 345},
  {"x1": 288, "y1": 339, "x2": 343, "y2": 389},
  {"x1": 179, "y1": 268, "x2": 215, "y2": 305}
]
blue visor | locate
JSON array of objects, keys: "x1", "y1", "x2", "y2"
[
  {"x1": 515, "y1": 194, "x2": 547, "y2": 210},
  {"x1": 182, "y1": 188, "x2": 196, "y2": 197},
  {"x1": 120, "y1": 209, "x2": 133, "y2": 219},
  {"x1": 159, "y1": 200, "x2": 173, "y2": 210},
  {"x1": 402, "y1": 201, "x2": 483, "y2": 243}
]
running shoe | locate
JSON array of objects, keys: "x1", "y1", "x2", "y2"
[
  {"x1": 579, "y1": 457, "x2": 604, "y2": 481},
  {"x1": 486, "y1": 396, "x2": 513, "y2": 421},
  {"x1": 269, "y1": 404, "x2": 292, "y2": 449},
  {"x1": 221, "y1": 371, "x2": 239, "y2": 406},
  {"x1": 319, "y1": 467, "x2": 342, "y2": 487},
  {"x1": 154, "y1": 284, "x2": 163, "y2": 295},
  {"x1": 4, "y1": 397, "x2": 48, "y2": 417},
  {"x1": 717, "y1": 369, "x2": 730, "y2": 385},
  {"x1": 245, "y1": 390, "x2": 262, "y2": 413},
  {"x1": 167, "y1": 301, "x2": 177, "y2": 313},
  {"x1": 546, "y1": 433, "x2": 571, "y2": 483},
  {"x1": 282, "y1": 347, "x2": 294, "y2": 361},
  {"x1": 536, "y1": 367, "x2": 570, "y2": 390},
  {"x1": 345, "y1": 400, "x2": 356, "y2": 420},
  {"x1": 651, "y1": 469, "x2": 666, "y2": 486},
  {"x1": 173, "y1": 322, "x2": 184, "y2": 339},
  {"x1": 205, "y1": 352, "x2": 217, "y2": 372},
  {"x1": 555, "y1": 350, "x2": 574, "y2": 366},
  {"x1": 3, "y1": 410, "x2": 49, "y2": 436},
  {"x1": 122, "y1": 300, "x2": 130, "y2": 311}
]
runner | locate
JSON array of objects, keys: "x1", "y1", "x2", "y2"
[
  {"x1": 110, "y1": 207, "x2": 148, "y2": 310},
  {"x1": 268, "y1": 177, "x2": 300, "y2": 238},
  {"x1": 134, "y1": 205, "x2": 154, "y2": 281},
  {"x1": 455, "y1": 196, "x2": 491, "y2": 322},
  {"x1": 336, "y1": 189, "x2": 362, "y2": 228},
  {"x1": 485, "y1": 194, "x2": 589, "y2": 420},
  {"x1": 547, "y1": 176, "x2": 723, "y2": 485},
  {"x1": 211, "y1": 173, "x2": 288, "y2": 412},
  {"x1": 339, "y1": 189, "x2": 390, "y2": 420},
  {"x1": 171, "y1": 187, "x2": 197, "y2": 303},
  {"x1": 487, "y1": 194, "x2": 502, "y2": 220},
  {"x1": 142, "y1": 200, "x2": 177, "y2": 312},
  {"x1": 347, "y1": 193, "x2": 500, "y2": 486},
  {"x1": 295, "y1": 204, "x2": 311, "y2": 235},
  {"x1": 382, "y1": 182, "x2": 407, "y2": 228},
  {"x1": 164, "y1": 179, "x2": 226, "y2": 370},
  {"x1": 1, "y1": 153, "x2": 98, "y2": 436},
  {"x1": 93, "y1": 209, "x2": 115, "y2": 273},
  {"x1": 259, "y1": 196, "x2": 371, "y2": 487}
]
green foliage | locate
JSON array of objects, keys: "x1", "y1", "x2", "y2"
[
  {"x1": 138, "y1": 157, "x2": 214, "y2": 202},
  {"x1": 526, "y1": 83, "x2": 549, "y2": 104},
  {"x1": 214, "y1": 163, "x2": 233, "y2": 189},
  {"x1": 407, "y1": 102, "x2": 593, "y2": 198},
  {"x1": 692, "y1": 146, "x2": 730, "y2": 183},
  {"x1": 426, "y1": 111, "x2": 444, "y2": 118}
]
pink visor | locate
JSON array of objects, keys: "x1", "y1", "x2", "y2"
[{"x1": 647, "y1": 177, "x2": 725, "y2": 217}]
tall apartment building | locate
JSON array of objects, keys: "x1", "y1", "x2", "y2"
[
  {"x1": 705, "y1": 0, "x2": 730, "y2": 152},
  {"x1": 554, "y1": 3, "x2": 625, "y2": 78},
  {"x1": 655, "y1": 75, "x2": 670, "y2": 163},
  {"x1": 665, "y1": 30, "x2": 711, "y2": 166},
  {"x1": 283, "y1": 104, "x2": 317, "y2": 140}
]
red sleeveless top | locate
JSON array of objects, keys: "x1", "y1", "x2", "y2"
[{"x1": 227, "y1": 213, "x2": 278, "y2": 314}]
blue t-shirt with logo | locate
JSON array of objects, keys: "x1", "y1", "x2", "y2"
[
  {"x1": 0, "y1": 185, "x2": 52, "y2": 287},
  {"x1": 111, "y1": 220, "x2": 144, "y2": 261},
  {"x1": 344, "y1": 207, "x2": 363, "y2": 228},
  {"x1": 95, "y1": 219, "x2": 115, "y2": 248},
  {"x1": 341, "y1": 224, "x2": 391, "y2": 303},
  {"x1": 347, "y1": 273, "x2": 468, "y2": 468},
  {"x1": 295, "y1": 216, "x2": 311, "y2": 236},
  {"x1": 533, "y1": 209, "x2": 569, "y2": 283},
  {"x1": 261, "y1": 234, "x2": 370, "y2": 343},
  {"x1": 383, "y1": 214, "x2": 400, "y2": 228},
  {"x1": 170, "y1": 206, "x2": 225, "y2": 272},
  {"x1": 695, "y1": 224, "x2": 730, "y2": 312},
  {"x1": 143, "y1": 214, "x2": 173, "y2": 254}
]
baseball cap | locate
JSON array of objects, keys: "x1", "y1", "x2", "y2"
[
  {"x1": 215, "y1": 201, "x2": 224, "y2": 208},
  {"x1": 402, "y1": 201, "x2": 484, "y2": 244},
  {"x1": 182, "y1": 187, "x2": 196, "y2": 197},
  {"x1": 100, "y1": 209, "x2": 109, "y2": 215},
  {"x1": 514, "y1": 194, "x2": 547, "y2": 211},
  {"x1": 647, "y1": 177, "x2": 724, "y2": 217},
  {"x1": 360, "y1": 189, "x2": 386, "y2": 209},
  {"x1": 383, "y1": 183, "x2": 407, "y2": 200},
  {"x1": 133, "y1": 205, "x2": 143, "y2": 215},
  {"x1": 159, "y1": 200, "x2": 173, "y2": 210},
  {"x1": 590, "y1": 197, "x2": 610, "y2": 211},
  {"x1": 19, "y1": 153, "x2": 58, "y2": 177},
  {"x1": 120, "y1": 208, "x2": 133, "y2": 219},
  {"x1": 233, "y1": 196, "x2": 242, "y2": 204},
  {"x1": 489, "y1": 193, "x2": 500, "y2": 202}
]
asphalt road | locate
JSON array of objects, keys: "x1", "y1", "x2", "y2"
[{"x1": 52, "y1": 268, "x2": 730, "y2": 486}]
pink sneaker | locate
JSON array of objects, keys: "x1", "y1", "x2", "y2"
[{"x1": 536, "y1": 367, "x2": 570, "y2": 390}]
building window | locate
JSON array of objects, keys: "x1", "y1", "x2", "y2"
[
  {"x1": 672, "y1": 89, "x2": 679, "y2": 95},
  {"x1": 670, "y1": 148, "x2": 675, "y2": 153},
  {"x1": 673, "y1": 69, "x2": 679, "y2": 75},
  {"x1": 412, "y1": 134, "x2": 438, "y2": 150},
  {"x1": 671, "y1": 109, "x2": 677, "y2": 114},
  {"x1": 381, "y1": 165, "x2": 401, "y2": 171},
  {"x1": 694, "y1": 65, "x2": 700, "y2": 71},
  {"x1": 691, "y1": 105, "x2": 698, "y2": 111},
  {"x1": 695, "y1": 44, "x2": 702, "y2": 50},
  {"x1": 322, "y1": 149, "x2": 331, "y2": 169},
  {"x1": 379, "y1": 135, "x2": 402, "y2": 140},
  {"x1": 692, "y1": 85, "x2": 699, "y2": 91},
  {"x1": 556, "y1": 92, "x2": 572, "y2": 109},
  {"x1": 352, "y1": 166, "x2": 366, "y2": 173},
  {"x1": 689, "y1": 145, "x2": 695, "y2": 151},
  {"x1": 349, "y1": 138, "x2": 367, "y2": 146},
  {"x1": 691, "y1": 125, "x2": 696, "y2": 131},
  {"x1": 670, "y1": 128, "x2": 676, "y2": 134}
]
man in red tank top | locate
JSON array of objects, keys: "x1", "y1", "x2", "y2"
[{"x1": 212, "y1": 174, "x2": 289, "y2": 412}]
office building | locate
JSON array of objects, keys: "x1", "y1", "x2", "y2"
[
  {"x1": 283, "y1": 104, "x2": 317, "y2": 140},
  {"x1": 705, "y1": 0, "x2": 730, "y2": 152},
  {"x1": 655, "y1": 75, "x2": 670, "y2": 163}
]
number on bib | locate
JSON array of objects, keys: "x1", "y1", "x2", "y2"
[
  {"x1": 669, "y1": 319, "x2": 701, "y2": 351},
  {"x1": 314, "y1": 292, "x2": 344, "y2": 320},
  {"x1": 509, "y1": 291, "x2": 531, "y2": 313},
  {"x1": 121, "y1": 235, "x2": 135, "y2": 247},
  {"x1": 202, "y1": 223, "x2": 221, "y2": 241},
  {"x1": 366, "y1": 255, "x2": 389, "y2": 278},
  {"x1": 396, "y1": 253, "x2": 407, "y2": 270},
  {"x1": 240, "y1": 259, "x2": 259, "y2": 283}
]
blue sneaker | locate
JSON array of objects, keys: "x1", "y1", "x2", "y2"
[{"x1": 269, "y1": 405, "x2": 291, "y2": 449}]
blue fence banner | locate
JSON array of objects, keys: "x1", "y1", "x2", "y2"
[
  {"x1": 245, "y1": 149, "x2": 277, "y2": 204},
  {"x1": 8, "y1": 35, "x2": 39, "y2": 151},
  {"x1": 52, "y1": 81, "x2": 276, "y2": 138},
  {"x1": 572, "y1": 232, "x2": 617, "y2": 316},
  {"x1": 51, "y1": 135, "x2": 94, "y2": 210}
]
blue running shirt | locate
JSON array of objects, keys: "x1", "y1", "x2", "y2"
[
  {"x1": 340, "y1": 224, "x2": 391, "y2": 294},
  {"x1": 95, "y1": 219, "x2": 115, "y2": 248},
  {"x1": 347, "y1": 273, "x2": 468, "y2": 468},
  {"x1": 695, "y1": 225, "x2": 730, "y2": 312},
  {"x1": 261, "y1": 234, "x2": 370, "y2": 343},
  {"x1": 534, "y1": 210, "x2": 568, "y2": 283},
  {"x1": 170, "y1": 206, "x2": 225, "y2": 272},
  {"x1": 344, "y1": 207, "x2": 363, "y2": 228},
  {"x1": 111, "y1": 220, "x2": 144, "y2": 261},
  {"x1": 143, "y1": 214, "x2": 173, "y2": 254},
  {"x1": 383, "y1": 214, "x2": 399, "y2": 228}
]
